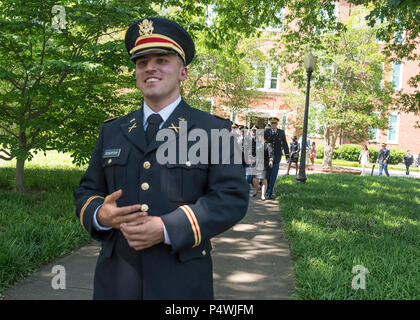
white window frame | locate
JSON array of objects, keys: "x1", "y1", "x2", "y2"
[
  {"x1": 387, "y1": 113, "x2": 400, "y2": 144},
  {"x1": 230, "y1": 109, "x2": 237, "y2": 123},
  {"x1": 391, "y1": 62, "x2": 403, "y2": 90},
  {"x1": 253, "y1": 64, "x2": 280, "y2": 92},
  {"x1": 368, "y1": 111, "x2": 381, "y2": 142}
]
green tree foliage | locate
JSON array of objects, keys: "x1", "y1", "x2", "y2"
[
  {"x1": 0, "y1": 0, "x2": 163, "y2": 191},
  {"x1": 274, "y1": 8, "x2": 395, "y2": 167},
  {"x1": 349, "y1": 0, "x2": 420, "y2": 115},
  {"x1": 0, "y1": 0, "x2": 272, "y2": 192}
]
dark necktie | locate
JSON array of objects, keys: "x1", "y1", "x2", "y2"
[{"x1": 146, "y1": 113, "x2": 163, "y2": 145}]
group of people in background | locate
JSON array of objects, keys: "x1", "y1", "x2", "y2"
[
  {"x1": 233, "y1": 117, "x2": 290, "y2": 200},
  {"x1": 233, "y1": 117, "x2": 321, "y2": 200},
  {"x1": 359, "y1": 143, "x2": 420, "y2": 177},
  {"x1": 234, "y1": 121, "x2": 420, "y2": 197}
]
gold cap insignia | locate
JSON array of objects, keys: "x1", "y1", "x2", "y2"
[{"x1": 138, "y1": 19, "x2": 154, "y2": 37}]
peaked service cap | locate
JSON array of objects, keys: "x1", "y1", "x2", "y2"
[{"x1": 125, "y1": 17, "x2": 195, "y2": 65}]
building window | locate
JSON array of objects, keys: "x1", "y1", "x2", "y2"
[
  {"x1": 369, "y1": 128, "x2": 379, "y2": 142},
  {"x1": 270, "y1": 67, "x2": 278, "y2": 89},
  {"x1": 387, "y1": 113, "x2": 399, "y2": 144},
  {"x1": 254, "y1": 65, "x2": 279, "y2": 91},
  {"x1": 369, "y1": 111, "x2": 380, "y2": 142},
  {"x1": 230, "y1": 109, "x2": 237, "y2": 123},
  {"x1": 255, "y1": 65, "x2": 266, "y2": 89},
  {"x1": 281, "y1": 113, "x2": 288, "y2": 131},
  {"x1": 392, "y1": 62, "x2": 403, "y2": 90}
]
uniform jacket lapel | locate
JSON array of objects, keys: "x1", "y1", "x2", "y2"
[
  {"x1": 145, "y1": 99, "x2": 194, "y2": 155},
  {"x1": 121, "y1": 108, "x2": 148, "y2": 153}
]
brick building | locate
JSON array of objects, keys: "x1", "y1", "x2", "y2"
[{"x1": 212, "y1": 1, "x2": 420, "y2": 154}]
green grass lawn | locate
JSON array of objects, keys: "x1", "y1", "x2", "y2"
[
  {"x1": 275, "y1": 174, "x2": 420, "y2": 299},
  {"x1": 0, "y1": 152, "x2": 90, "y2": 295}
]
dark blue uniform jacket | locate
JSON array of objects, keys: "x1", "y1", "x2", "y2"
[{"x1": 74, "y1": 100, "x2": 249, "y2": 299}]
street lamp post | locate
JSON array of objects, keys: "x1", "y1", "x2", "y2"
[{"x1": 296, "y1": 53, "x2": 316, "y2": 183}]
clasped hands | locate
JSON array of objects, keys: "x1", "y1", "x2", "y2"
[{"x1": 96, "y1": 189, "x2": 164, "y2": 251}]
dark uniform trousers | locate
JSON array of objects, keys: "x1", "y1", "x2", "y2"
[
  {"x1": 74, "y1": 100, "x2": 249, "y2": 300},
  {"x1": 264, "y1": 128, "x2": 289, "y2": 196}
]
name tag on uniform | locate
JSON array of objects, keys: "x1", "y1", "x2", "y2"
[{"x1": 103, "y1": 149, "x2": 121, "y2": 158}]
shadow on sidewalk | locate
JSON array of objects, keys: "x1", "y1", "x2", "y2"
[
  {"x1": 212, "y1": 194, "x2": 295, "y2": 299},
  {"x1": 3, "y1": 194, "x2": 295, "y2": 300}
]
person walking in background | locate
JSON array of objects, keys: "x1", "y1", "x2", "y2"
[
  {"x1": 358, "y1": 145, "x2": 370, "y2": 176},
  {"x1": 377, "y1": 143, "x2": 390, "y2": 176},
  {"x1": 252, "y1": 134, "x2": 274, "y2": 201},
  {"x1": 245, "y1": 126, "x2": 257, "y2": 187},
  {"x1": 417, "y1": 152, "x2": 420, "y2": 178},
  {"x1": 286, "y1": 136, "x2": 300, "y2": 175},
  {"x1": 264, "y1": 118, "x2": 289, "y2": 200},
  {"x1": 403, "y1": 150, "x2": 414, "y2": 175},
  {"x1": 309, "y1": 141, "x2": 317, "y2": 166},
  {"x1": 299, "y1": 136, "x2": 311, "y2": 165}
]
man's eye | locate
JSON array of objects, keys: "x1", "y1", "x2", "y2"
[{"x1": 137, "y1": 60, "x2": 147, "y2": 67}]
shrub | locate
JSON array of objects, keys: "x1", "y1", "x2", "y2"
[
  {"x1": 335, "y1": 144, "x2": 363, "y2": 162},
  {"x1": 369, "y1": 148, "x2": 379, "y2": 163},
  {"x1": 389, "y1": 148, "x2": 405, "y2": 164},
  {"x1": 316, "y1": 145, "x2": 324, "y2": 159},
  {"x1": 314, "y1": 144, "x2": 404, "y2": 164}
]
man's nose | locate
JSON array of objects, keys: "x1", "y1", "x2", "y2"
[{"x1": 144, "y1": 60, "x2": 158, "y2": 71}]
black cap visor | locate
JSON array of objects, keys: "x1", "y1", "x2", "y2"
[{"x1": 130, "y1": 48, "x2": 186, "y2": 65}]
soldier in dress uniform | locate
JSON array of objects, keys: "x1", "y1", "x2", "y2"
[
  {"x1": 73, "y1": 17, "x2": 249, "y2": 300},
  {"x1": 264, "y1": 117, "x2": 289, "y2": 199}
]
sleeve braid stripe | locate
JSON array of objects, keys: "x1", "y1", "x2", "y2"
[
  {"x1": 80, "y1": 196, "x2": 104, "y2": 229},
  {"x1": 180, "y1": 205, "x2": 201, "y2": 248}
]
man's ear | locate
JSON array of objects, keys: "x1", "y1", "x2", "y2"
[{"x1": 179, "y1": 66, "x2": 188, "y2": 82}]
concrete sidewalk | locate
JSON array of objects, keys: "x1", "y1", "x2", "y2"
[{"x1": 2, "y1": 195, "x2": 294, "y2": 300}]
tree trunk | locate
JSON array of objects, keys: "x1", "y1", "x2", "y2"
[
  {"x1": 322, "y1": 144, "x2": 334, "y2": 167},
  {"x1": 15, "y1": 158, "x2": 26, "y2": 193},
  {"x1": 322, "y1": 127, "x2": 339, "y2": 168}
]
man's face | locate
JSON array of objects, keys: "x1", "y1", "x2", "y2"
[
  {"x1": 135, "y1": 53, "x2": 187, "y2": 105},
  {"x1": 271, "y1": 122, "x2": 277, "y2": 130}
]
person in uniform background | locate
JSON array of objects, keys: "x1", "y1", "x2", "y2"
[
  {"x1": 244, "y1": 126, "x2": 257, "y2": 186},
  {"x1": 264, "y1": 117, "x2": 289, "y2": 200},
  {"x1": 286, "y1": 136, "x2": 300, "y2": 175},
  {"x1": 74, "y1": 17, "x2": 249, "y2": 300}
]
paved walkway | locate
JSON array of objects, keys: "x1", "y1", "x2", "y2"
[{"x1": 2, "y1": 194, "x2": 294, "y2": 300}]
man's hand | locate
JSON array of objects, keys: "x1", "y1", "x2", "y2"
[
  {"x1": 97, "y1": 189, "x2": 146, "y2": 230},
  {"x1": 120, "y1": 215, "x2": 165, "y2": 251},
  {"x1": 269, "y1": 161, "x2": 273, "y2": 168}
]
